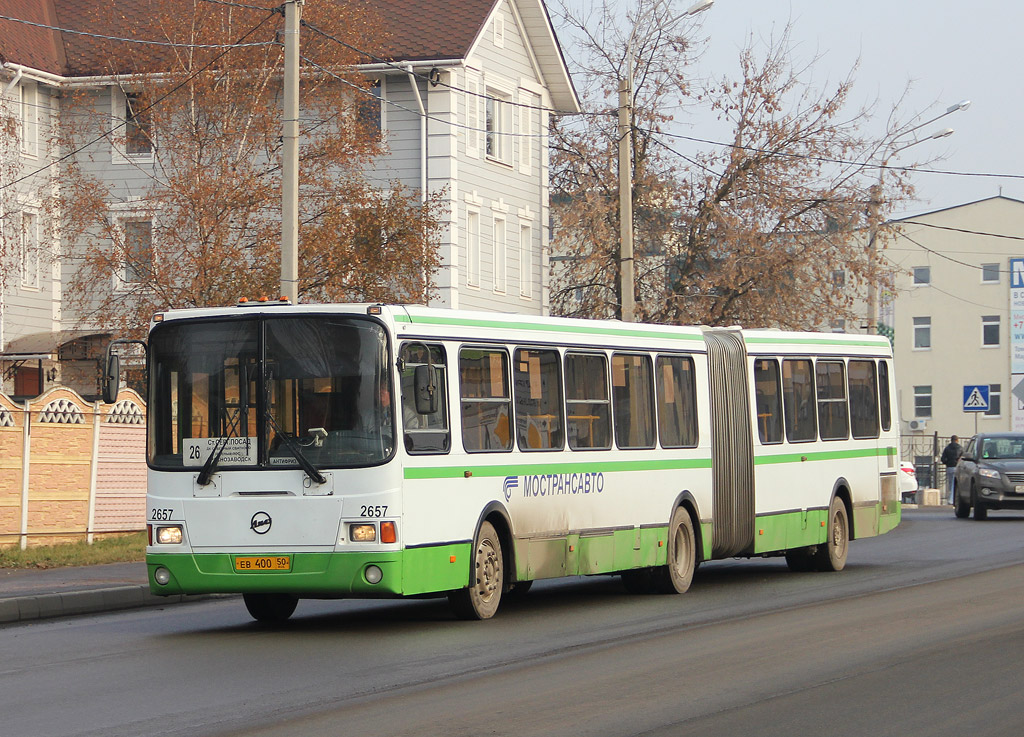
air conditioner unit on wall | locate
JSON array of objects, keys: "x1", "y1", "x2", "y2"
[{"x1": 908, "y1": 419, "x2": 928, "y2": 431}]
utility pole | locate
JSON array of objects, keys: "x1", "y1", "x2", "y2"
[
  {"x1": 280, "y1": 0, "x2": 303, "y2": 302},
  {"x1": 618, "y1": 72, "x2": 634, "y2": 323}
]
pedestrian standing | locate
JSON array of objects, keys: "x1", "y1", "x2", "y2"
[{"x1": 940, "y1": 435, "x2": 963, "y2": 505}]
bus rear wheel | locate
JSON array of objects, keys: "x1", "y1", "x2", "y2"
[
  {"x1": 243, "y1": 593, "x2": 298, "y2": 623},
  {"x1": 814, "y1": 496, "x2": 849, "y2": 572},
  {"x1": 652, "y1": 507, "x2": 696, "y2": 594},
  {"x1": 448, "y1": 520, "x2": 504, "y2": 620}
]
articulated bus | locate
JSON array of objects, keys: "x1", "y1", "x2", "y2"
[{"x1": 103, "y1": 302, "x2": 901, "y2": 622}]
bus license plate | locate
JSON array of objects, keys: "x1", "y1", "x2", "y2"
[{"x1": 235, "y1": 556, "x2": 291, "y2": 572}]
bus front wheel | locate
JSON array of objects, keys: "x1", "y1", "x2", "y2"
[
  {"x1": 243, "y1": 593, "x2": 298, "y2": 623},
  {"x1": 652, "y1": 506, "x2": 696, "y2": 594},
  {"x1": 448, "y1": 520, "x2": 504, "y2": 620}
]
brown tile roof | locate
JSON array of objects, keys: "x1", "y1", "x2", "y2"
[{"x1": 0, "y1": 0, "x2": 498, "y2": 77}]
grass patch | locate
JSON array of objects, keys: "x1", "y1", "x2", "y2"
[{"x1": 0, "y1": 532, "x2": 147, "y2": 569}]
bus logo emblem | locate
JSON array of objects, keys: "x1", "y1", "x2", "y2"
[
  {"x1": 502, "y1": 476, "x2": 518, "y2": 501},
  {"x1": 250, "y1": 512, "x2": 272, "y2": 535}
]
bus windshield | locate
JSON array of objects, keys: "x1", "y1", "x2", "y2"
[{"x1": 148, "y1": 315, "x2": 393, "y2": 470}]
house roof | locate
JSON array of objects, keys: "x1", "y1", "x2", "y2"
[{"x1": 0, "y1": 0, "x2": 578, "y2": 111}]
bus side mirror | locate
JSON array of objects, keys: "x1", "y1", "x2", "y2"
[
  {"x1": 101, "y1": 353, "x2": 120, "y2": 404},
  {"x1": 414, "y1": 364, "x2": 438, "y2": 415}
]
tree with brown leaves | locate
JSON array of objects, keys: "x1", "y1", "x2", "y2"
[
  {"x1": 550, "y1": 1, "x2": 926, "y2": 330},
  {"x1": 55, "y1": 0, "x2": 444, "y2": 339}
]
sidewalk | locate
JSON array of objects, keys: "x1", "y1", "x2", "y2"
[{"x1": 0, "y1": 561, "x2": 222, "y2": 625}]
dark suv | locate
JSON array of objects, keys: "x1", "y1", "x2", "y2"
[{"x1": 954, "y1": 433, "x2": 1024, "y2": 520}]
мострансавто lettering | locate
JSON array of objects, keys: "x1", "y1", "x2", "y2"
[{"x1": 521, "y1": 472, "x2": 604, "y2": 497}]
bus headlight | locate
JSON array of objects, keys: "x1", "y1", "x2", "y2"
[
  {"x1": 155, "y1": 525, "x2": 183, "y2": 545},
  {"x1": 350, "y1": 523, "x2": 376, "y2": 542},
  {"x1": 365, "y1": 565, "x2": 383, "y2": 584}
]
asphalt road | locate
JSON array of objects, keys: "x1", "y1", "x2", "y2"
[{"x1": 4, "y1": 507, "x2": 1024, "y2": 737}]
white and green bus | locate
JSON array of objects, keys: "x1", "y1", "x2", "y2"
[{"x1": 103, "y1": 302, "x2": 901, "y2": 622}]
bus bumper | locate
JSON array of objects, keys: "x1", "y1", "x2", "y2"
[{"x1": 148, "y1": 544, "x2": 470, "y2": 598}]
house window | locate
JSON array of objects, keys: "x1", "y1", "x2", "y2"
[
  {"x1": 125, "y1": 93, "x2": 153, "y2": 155},
  {"x1": 912, "y1": 266, "x2": 930, "y2": 286},
  {"x1": 493, "y1": 215, "x2": 507, "y2": 293},
  {"x1": 982, "y1": 315, "x2": 1000, "y2": 347},
  {"x1": 485, "y1": 89, "x2": 512, "y2": 164},
  {"x1": 19, "y1": 83, "x2": 38, "y2": 157},
  {"x1": 121, "y1": 219, "x2": 153, "y2": 285},
  {"x1": 913, "y1": 385, "x2": 932, "y2": 419},
  {"x1": 20, "y1": 211, "x2": 39, "y2": 289},
  {"x1": 981, "y1": 263, "x2": 999, "y2": 283},
  {"x1": 357, "y1": 79, "x2": 382, "y2": 138},
  {"x1": 913, "y1": 317, "x2": 931, "y2": 349},
  {"x1": 519, "y1": 222, "x2": 533, "y2": 299},
  {"x1": 466, "y1": 209, "x2": 480, "y2": 287},
  {"x1": 832, "y1": 269, "x2": 845, "y2": 288},
  {"x1": 985, "y1": 384, "x2": 1002, "y2": 417}
]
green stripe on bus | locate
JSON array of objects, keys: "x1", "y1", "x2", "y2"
[
  {"x1": 405, "y1": 446, "x2": 896, "y2": 479},
  {"x1": 393, "y1": 313, "x2": 704, "y2": 342},
  {"x1": 744, "y1": 335, "x2": 890, "y2": 348}
]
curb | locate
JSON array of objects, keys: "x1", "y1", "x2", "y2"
[{"x1": 0, "y1": 585, "x2": 229, "y2": 625}]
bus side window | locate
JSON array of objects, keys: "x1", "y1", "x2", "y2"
[
  {"x1": 815, "y1": 360, "x2": 849, "y2": 441},
  {"x1": 460, "y1": 348, "x2": 512, "y2": 452},
  {"x1": 514, "y1": 348, "x2": 564, "y2": 451},
  {"x1": 400, "y1": 343, "x2": 450, "y2": 454},
  {"x1": 782, "y1": 358, "x2": 817, "y2": 442},
  {"x1": 656, "y1": 355, "x2": 698, "y2": 448},
  {"x1": 848, "y1": 360, "x2": 879, "y2": 439},
  {"x1": 565, "y1": 352, "x2": 612, "y2": 450},
  {"x1": 753, "y1": 358, "x2": 783, "y2": 444},
  {"x1": 878, "y1": 360, "x2": 892, "y2": 432},
  {"x1": 611, "y1": 353, "x2": 656, "y2": 449}
]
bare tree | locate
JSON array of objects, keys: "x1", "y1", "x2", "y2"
[
  {"x1": 550, "y1": 1, "x2": 921, "y2": 330},
  {"x1": 54, "y1": 0, "x2": 444, "y2": 339}
]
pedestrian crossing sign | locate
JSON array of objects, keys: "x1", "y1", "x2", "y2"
[{"x1": 963, "y1": 385, "x2": 990, "y2": 412}]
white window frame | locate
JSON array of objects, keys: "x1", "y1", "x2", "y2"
[
  {"x1": 493, "y1": 16, "x2": 505, "y2": 48},
  {"x1": 912, "y1": 266, "x2": 930, "y2": 286},
  {"x1": 110, "y1": 207, "x2": 155, "y2": 292},
  {"x1": 111, "y1": 88, "x2": 155, "y2": 164},
  {"x1": 484, "y1": 76, "x2": 515, "y2": 167},
  {"x1": 19, "y1": 209, "x2": 40, "y2": 290},
  {"x1": 19, "y1": 83, "x2": 38, "y2": 158},
  {"x1": 982, "y1": 315, "x2": 1000, "y2": 348},
  {"x1": 913, "y1": 316, "x2": 931, "y2": 350},
  {"x1": 466, "y1": 207, "x2": 481, "y2": 288},
  {"x1": 913, "y1": 385, "x2": 932, "y2": 419},
  {"x1": 981, "y1": 263, "x2": 999, "y2": 284}
]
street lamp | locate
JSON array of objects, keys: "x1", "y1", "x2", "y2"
[
  {"x1": 865, "y1": 100, "x2": 970, "y2": 334},
  {"x1": 619, "y1": 0, "x2": 713, "y2": 322}
]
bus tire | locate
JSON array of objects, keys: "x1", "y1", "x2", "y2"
[
  {"x1": 243, "y1": 593, "x2": 298, "y2": 623},
  {"x1": 448, "y1": 520, "x2": 504, "y2": 620},
  {"x1": 814, "y1": 496, "x2": 849, "y2": 572},
  {"x1": 652, "y1": 506, "x2": 696, "y2": 594}
]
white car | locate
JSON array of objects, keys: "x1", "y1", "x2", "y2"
[{"x1": 899, "y1": 461, "x2": 918, "y2": 502}]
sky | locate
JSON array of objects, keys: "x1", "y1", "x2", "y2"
[{"x1": 558, "y1": 0, "x2": 1022, "y2": 218}]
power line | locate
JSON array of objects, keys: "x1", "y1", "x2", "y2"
[{"x1": 898, "y1": 220, "x2": 1024, "y2": 242}]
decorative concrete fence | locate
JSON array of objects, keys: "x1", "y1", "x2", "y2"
[{"x1": 0, "y1": 387, "x2": 146, "y2": 549}]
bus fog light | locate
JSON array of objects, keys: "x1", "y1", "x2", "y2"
[
  {"x1": 365, "y1": 565, "x2": 383, "y2": 584},
  {"x1": 154, "y1": 567, "x2": 171, "y2": 585},
  {"x1": 350, "y1": 523, "x2": 376, "y2": 542},
  {"x1": 156, "y1": 525, "x2": 183, "y2": 544}
]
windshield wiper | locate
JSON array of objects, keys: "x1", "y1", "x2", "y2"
[
  {"x1": 197, "y1": 409, "x2": 243, "y2": 486},
  {"x1": 263, "y1": 409, "x2": 328, "y2": 485}
]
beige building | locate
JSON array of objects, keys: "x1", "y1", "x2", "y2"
[{"x1": 879, "y1": 196, "x2": 1024, "y2": 466}]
